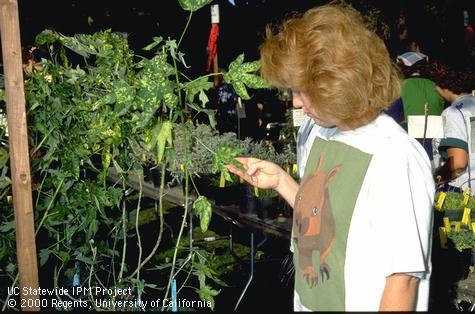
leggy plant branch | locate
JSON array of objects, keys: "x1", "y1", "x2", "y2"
[
  {"x1": 117, "y1": 180, "x2": 128, "y2": 283},
  {"x1": 177, "y1": 11, "x2": 193, "y2": 49},
  {"x1": 87, "y1": 241, "x2": 99, "y2": 311},
  {"x1": 133, "y1": 170, "x2": 144, "y2": 281},
  {"x1": 129, "y1": 158, "x2": 167, "y2": 279},
  {"x1": 163, "y1": 127, "x2": 192, "y2": 305}
]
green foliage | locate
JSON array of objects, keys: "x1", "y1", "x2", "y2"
[
  {"x1": 362, "y1": 8, "x2": 390, "y2": 39},
  {"x1": 193, "y1": 196, "x2": 212, "y2": 232},
  {"x1": 178, "y1": 0, "x2": 213, "y2": 12},
  {"x1": 256, "y1": 187, "x2": 279, "y2": 198},
  {"x1": 447, "y1": 228, "x2": 475, "y2": 252},
  {"x1": 436, "y1": 191, "x2": 475, "y2": 211},
  {"x1": 435, "y1": 191, "x2": 475, "y2": 251},
  {"x1": 0, "y1": 147, "x2": 8, "y2": 168},
  {"x1": 153, "y1": 227, "x2": 263, "y2": 310},
  {"x1": 0, "y1": 1, "x2": 271, "y2": 309},
  {"x1": 211, "y1": 145, "x2": 243, "y2": 183},
  {"x1": 223, "y1": 53, "x2": 269, "y2": 100}
]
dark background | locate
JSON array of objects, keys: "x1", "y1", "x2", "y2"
[{"x1": 15, "y1": 0, "x2": 475, "y2": 74}]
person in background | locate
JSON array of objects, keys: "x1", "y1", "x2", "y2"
[
  {"x1": 397, "y1": 52, "x2": 445, "y2": 127},
  {"x1": 386, "y1": 52, "x2": 446, "y2": 161},
  {"x1": 227, "y1": 2, "x2": 434, "y2": 311},
  {"x1": 433, "y1": 67, "x2": 475, "y2": 194}
]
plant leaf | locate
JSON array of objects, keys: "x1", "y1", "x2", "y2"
[
  {"x1": 211, "y1": 145, "x2": 242, "y2": 182},
  {"x1": 156, "y1": 121, "x2": 173, "y2": 163},
  {"x1": 39, "y1": 249, "x2": 51, "y2": 266},
  {"x1": 194, "y1": 196, "x2": 212, "y2": 232},
  {"x1": 178, "y1": 0, "x2": 213, "y2": 12},
  {"x1": 223, "y1": 54, "x2": 269, "y2": 100},
  {"x1": 35, "y1": 29, "x2": 58, "y2": 45},
  {"x1": 0, "y1": 147, "x2": 8, "y2": 168},
  {"x1": 142, "y1": 36, "x2": 163, "y2": 51},
  {"x1": 184, "y1": 77, "x2": 213, "y2": 105}
]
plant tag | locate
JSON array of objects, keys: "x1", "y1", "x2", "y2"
[
  {"x1": 292, "y1": 163, "x2": 298, "y2": 175},
  {"x1": 463, "y1": 188, "x2": 471, "y2": 205},
  {"x1": 443, "y1": 217, "x2": 451, "y2": 232},
  {"x1": 462, "y1": 207, "x2": 471, "y2": 225},
  {"x1": 436, "y1": 192, "x2": 446, "y2": 209},
  {"x1": 254, "y1": 186, "x2": 259, "y2": 197},
  {"x1": 292, "y1": 109, "x2": 305, "y2": 127},
  {"x1": 219, "y1": 171, "x2": 225, "y2": 188},
  {"x1": 236, "y1": 97, "x2": 246, "y2": 118},
  {"x1": 211, "y1": 4, "x2": 220, "y2": 24},
  {"x1": 439, "y1": 227, "x2": 447, "y2": 248},
  {"x1": 407, "y1": 115, "x2": 444, "y2": 139},
  {"x1": 454, "y1": 222, "x2": 461, "y2": 232}
]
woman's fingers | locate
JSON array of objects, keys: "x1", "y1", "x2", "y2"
[
  {"x1": 245, "y1": 162, "x2": 260, "y2": 176},
  {"x1": 226, "y1": 164, "x2": 243, "y2": 177},
  {"x1": 226, "y1": 164, "x2": 254, "y2": 186},
  {"x1": 227, "y1": 157, "x2": 266, "y2": 188}
]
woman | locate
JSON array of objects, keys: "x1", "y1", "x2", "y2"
[{"x1": 227, "y1": 2, "x2": 435, "y2": 311}]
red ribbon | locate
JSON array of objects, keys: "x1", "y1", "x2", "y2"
[{"x1": 206, "y1": 23, "x2": 220, "y2": 72}]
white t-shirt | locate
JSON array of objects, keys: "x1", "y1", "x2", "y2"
[
  {"x1": 296, "y1": 115, "x2": 321, "y2": 179},
  {"x1": 438, "y1": 95, "x2": 475, "y2": 193},
  {"x1": 292, "y1": 113, "x2": 434, "y2": 311}
]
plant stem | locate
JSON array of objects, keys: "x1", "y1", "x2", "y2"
[
  {"x1": 162, "y1": 128, "x2": 192, "y2": 306},
  {"x1": 36, "y1": 178, "x2": 64, "y2": 235},
  {"x1": 134, "y1": 170, "x2": 144, "y2": 281},
  {"x1": 109, "y1": 225, "x2": 119, "y2": 287},
  {"x1": 129, "y1": 159, "x2": 166, "y2": 279},
  {"x1": 177, "y1": 11, "x2": 193, "y2": 49},
  {"x1": 34, "y1": 174, "x2": 48, "y2": 208},
  {"x1": 117, "y1": 180, "x2": 128, "y2": 283},
  {"x1": 195, "y1": 137, "x2": 216, "y2": 155},
  {"x1": 87, "y1": 241, "x2": 98, "y2": 310},
  {"x1": 2, "y1": 274, "x2": 18, "y2": 311},
  {"x1": 177, "y1": 253, "x2": 194, "y2": 295}
]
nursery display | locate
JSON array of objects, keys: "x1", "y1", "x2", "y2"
[
  {"x1": 0, "y1": 0, "x2": 410, "y2": 311},
  {"x1": 0, "y1": 0, "x2": 270, "y2": 310},
  {"x1": 435, "y1": 191, "x2": 475, "y2": 252}
]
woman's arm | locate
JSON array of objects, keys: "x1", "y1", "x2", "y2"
[
  {"x1": 379, "y1": 273, "x2": 420, "y2": 311},
  {"x1": 227, "y1": 157, "x2": 299, "y2": 208}
]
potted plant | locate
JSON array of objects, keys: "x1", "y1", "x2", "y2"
[{"x1": 434, "y1": 191, "x2": 475, "y2": 252}]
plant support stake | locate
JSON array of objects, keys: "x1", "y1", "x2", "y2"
[{"x1": 0, "y1": 0, "x2": 40, "y2": 310}]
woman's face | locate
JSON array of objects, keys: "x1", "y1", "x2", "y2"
[{"x1": 292, "y1": 90, "x2": 348, "y2": 130}]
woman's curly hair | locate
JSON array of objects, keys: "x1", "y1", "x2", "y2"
[{"x1": 259, "y1": 1, "x2": 402, "y2": 129}]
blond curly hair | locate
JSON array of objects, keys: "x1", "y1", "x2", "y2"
[{"x1": 259, "y1": 1, "x2": 402, "y2": 129}]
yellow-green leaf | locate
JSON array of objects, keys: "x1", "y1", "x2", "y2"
[
  {"x1": 232, "y1": 81, "x2": 250, "y2": 100},
  {"x1": 194, "y1": 196, "x2": 212, "y2": 232},
  {"x1": 178, "y1": 0, "x2": 213, "y2": 12},
  {"x1": 156, "y1": 121, "x2": 173, "y2": 163}
]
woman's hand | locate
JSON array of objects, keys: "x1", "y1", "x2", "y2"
[
  {"x1": 227, "y1": 157, "x2": 300, "y2": 208},
  {"x1": 226, "y1": 157, "x2": 283, "y2": 190}
]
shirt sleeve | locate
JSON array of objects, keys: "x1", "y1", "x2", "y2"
[
  {"x1": 368, "y1": 139, "x2": 435, "y2": 278},
  {"x1": 439, "y1": 108, "x2": 469, "y2": 158}
]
